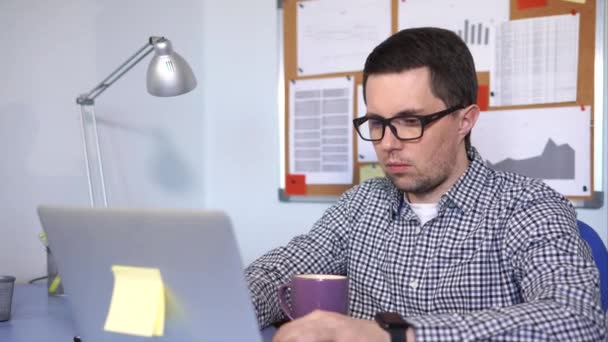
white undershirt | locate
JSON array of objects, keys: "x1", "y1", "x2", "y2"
[{"x1": 405, "y1": 195, "x2": 439, "y2": 226}]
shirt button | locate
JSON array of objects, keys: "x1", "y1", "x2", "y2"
[{"x1": 409, "y1": 280, "x2": 419, "y2": 289}]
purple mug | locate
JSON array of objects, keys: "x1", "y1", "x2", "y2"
[{"x1": 278, "y1": 274, "x2": 349, "y2": 320}]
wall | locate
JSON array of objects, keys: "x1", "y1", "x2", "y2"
[
  {"x1": 0, "y1": 0, "x2": 206, "y2": 282},
  {"x1": 1, "y1": 0, "x2": 96, "y2": 282},
  {"x1": 199, "y1": 0, "x2": 333, "y2": 264},
  {"x1": 0, "y1": 0, "x2": 606, "y2": 283}
]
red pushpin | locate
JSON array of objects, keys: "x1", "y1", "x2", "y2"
[
  {"x1": 580, "y1": 105, "x2": 585, "y2": 111},
  {"x1": 571, "y1": 9, "x2": 577, "y2": 15}
]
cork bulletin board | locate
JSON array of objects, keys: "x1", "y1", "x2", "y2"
[{"x1": 279, "y1": 0, "x2": 602, "y2": 202}]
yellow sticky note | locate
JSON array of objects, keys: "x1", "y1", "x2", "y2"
[
  {"x1": 560, "y1": 0, "x2": 585, "y2": 3},
  {"x1": 359, "y1": 164, "x2": 385, "y2": 184},
  {"x1": 104, "y1": 265, "x2": 165, "y2": 337}
]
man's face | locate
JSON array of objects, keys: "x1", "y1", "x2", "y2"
[{"x1": 365, "y1": 67, "x2": 465, "y2": 202}]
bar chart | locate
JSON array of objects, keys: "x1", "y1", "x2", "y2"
[{"x1": 457, "y1": 20, "x2": 490, "y2": 45}]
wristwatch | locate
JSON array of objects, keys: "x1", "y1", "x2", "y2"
[{"x1": 375, "y1": 312, "x2": 409, "y2": 342}]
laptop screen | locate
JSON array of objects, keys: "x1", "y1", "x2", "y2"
[{"x1": 38, "y1": 206, "x2": 262, "y2": 342}]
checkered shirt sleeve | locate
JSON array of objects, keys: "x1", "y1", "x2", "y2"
[{"x1": 245, "y1": 148, "x2": 607, "y2": 340}]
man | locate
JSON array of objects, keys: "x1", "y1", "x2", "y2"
[{"x1": 246, "y1": 27, "x2": 606, "y2": 341}]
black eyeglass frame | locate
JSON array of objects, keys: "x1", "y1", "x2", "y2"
[{"x1": 352, "y1": 105, "x2": 464, "y2": 142}]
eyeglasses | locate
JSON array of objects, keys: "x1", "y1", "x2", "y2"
[{"x1": 353, "y1": 106, "x2": 463, "y2": 142}]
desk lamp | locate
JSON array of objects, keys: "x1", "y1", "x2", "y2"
[{"x1": 76, "y1": 36, "x2": 197, "y2": 207}]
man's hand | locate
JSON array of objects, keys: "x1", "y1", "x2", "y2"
[{"x1": 272, "y1": 310, "x2": 390, "y2": 342}]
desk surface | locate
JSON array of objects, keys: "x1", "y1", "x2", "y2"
[{"x1": 0, "y1": 284, "x2": 275, "y2": 342}]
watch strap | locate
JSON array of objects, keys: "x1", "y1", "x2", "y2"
[
  {"x1": 374, "y1": 312, "x2": 408, "y2": 342},
  {"x1": 387, "y1": 328, "x2": 407, "y2": 342}
]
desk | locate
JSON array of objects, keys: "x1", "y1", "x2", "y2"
[{"x1": 0, "y1": 284, "x2": 276, "y2": 342}]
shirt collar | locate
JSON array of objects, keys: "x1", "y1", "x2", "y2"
[
  {"x1": 439, "y1": 146, "x2": 491, "y2": 215},
  {"x1": 379, "y1": 178, "x2": 404, "y2": 217}
]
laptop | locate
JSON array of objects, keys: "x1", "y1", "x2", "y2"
[{"x1": 37, "y1": 205, "x2": 263, "y2": 342}]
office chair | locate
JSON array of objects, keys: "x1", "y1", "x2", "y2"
[{"x1": 577, "y1": 220, "x2": 608, "y2": 312}]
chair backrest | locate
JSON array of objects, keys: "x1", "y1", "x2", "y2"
[{"x1": 577, "y1": 220, "x2": 608, "y2": 312}]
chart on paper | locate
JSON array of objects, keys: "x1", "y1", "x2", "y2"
[
  {"x1": 456, "y1": 19, "x2": 490, "y2": 46},
  {"x1": 289, "y1": 77, "x2": 354, "y2": 184},
  {"x1": 491, "y1": 14, "x2": 580, "y2": 106},
  {"x1": 472, "y1": 106, "x2": 591, "y2": 197},
  {"x1": 296, "y1": 0, "x2": 391, "y2": 77},
  {"x1": 487, "y1": 139, "x2": 575, "y2": 179},
  {"x1": 398, "y1": 0, "x2": 509, "y2": 72}
]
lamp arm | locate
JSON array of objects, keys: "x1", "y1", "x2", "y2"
[
  {"x1": 76, "y1": 40, "x2": 156, "y2": 104},
  {"x1": 75, "y1": 36, "x2": 173, "y2": 207},
  {"x1": 75, "y1": 38, "x2": 156, "y2": 207}
]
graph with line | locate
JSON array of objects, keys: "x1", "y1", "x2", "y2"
[
  {"x1": 472, "y1": 106, "x2": 591, "y2": 197},
  {"x1": 487, "y1": 139, "x2": 574, "y2": 179},
  {"x1": 296, "y1": 0, "x2": 391, "y2": 76}
]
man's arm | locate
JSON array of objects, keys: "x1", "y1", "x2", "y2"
[
  {"x1": 245, "y1": 189, "x2": 355, "y2": 328},
  {"x1": 405, "y1": 194, "x2": 606, "y2": 341}
]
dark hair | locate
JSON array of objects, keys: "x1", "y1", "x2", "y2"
[{"x1": 362, "y1": 27, "x2": 477, "y2": 150}]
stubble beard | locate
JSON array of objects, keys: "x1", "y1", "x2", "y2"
[{"x1": 385, "y1": 155, "x2": 454, "y2": 195}]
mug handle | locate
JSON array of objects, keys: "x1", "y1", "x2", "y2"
[{"x1": 277, "y1": 283, "x2": 294, "y2": 320}]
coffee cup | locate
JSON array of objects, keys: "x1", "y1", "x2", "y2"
[{"x1": 278, "y1": 274, "x2": 348, "y2": 320}]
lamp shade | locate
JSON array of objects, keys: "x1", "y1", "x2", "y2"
[{"x1": 146, "y1": 38, "x2": 197, "y2": 97}]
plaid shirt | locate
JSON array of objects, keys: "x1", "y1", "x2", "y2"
[{"x1": 246, "y1": 148, "x2": 606, "y2": 341}]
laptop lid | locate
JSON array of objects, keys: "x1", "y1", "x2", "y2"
[{"x1": 37, "y1": 206, "x2": 262, "y2": 342}]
